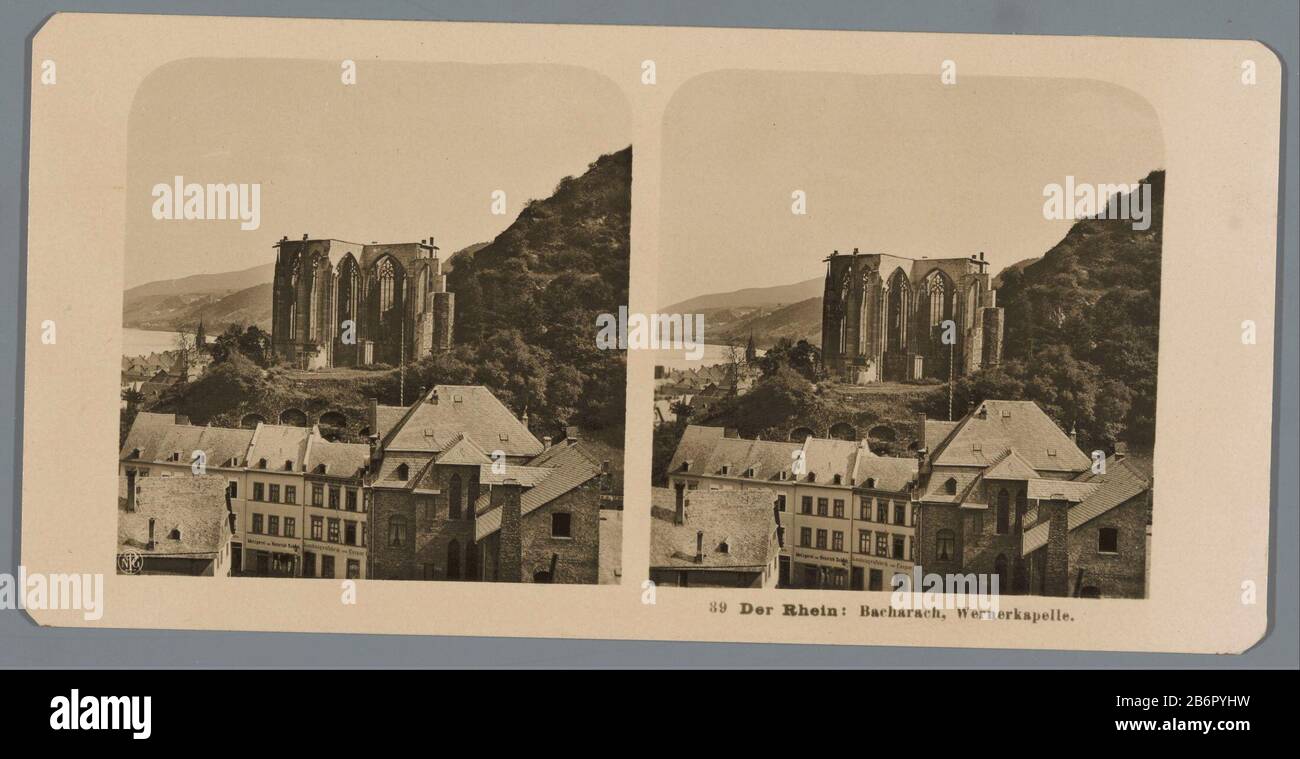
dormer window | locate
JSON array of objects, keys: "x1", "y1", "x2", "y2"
[
  {"x1": 257, "y1": 458, "x2": 268, "y2": 469},
  {"x1": 720, "y1": 464, "x2": 731, "y2": 475},
  {"x1": 129, "y1": 448, "x2": 141, "y2": 459},
  {"x1": 499, "y1": 433, "x2": 509, "y2": 441},
  {"x1": 833, "y1": 474, "x2": 843, "y2": 485},
  {"x1": 718, "y1": 540, "x2": 730, "y2": 554},
  {"x1": 680, "y1": 460, "x2": 692, "y2": 472},
  {"x1": 168, "y1": 528, "x2": 181, "y2": 540},
  {"x1": 395, "y1": 463, "x2": 409, "y2": 480},
  {"x1": 944, "y1": 477, "x2": 957, "y2": 495},
  {"x1": 866, "y1": 477, "x2": 876, "y2": 489},
  {"x1": 807, "y1": 472, "x2": 817, "y2": 483},
  {"x1": 744, "y1": 467, "x2": 755, "y2": 478},
  {"x1": 1047, "y1": 448, "x2": 1058, "y2": 457}
]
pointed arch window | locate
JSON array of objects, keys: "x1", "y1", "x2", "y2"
[
  {"x1": 448, "y1": 473, "x2": 462, "y2": 520},
  {"x1": 378, "y1": 258, "x2": 396, "y2": 313}
]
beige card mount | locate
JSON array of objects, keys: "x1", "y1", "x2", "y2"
[{"x1": 22, "y1": 14, "x2": 1281, "y2": 653}]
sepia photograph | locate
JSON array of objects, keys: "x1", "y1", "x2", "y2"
[
  {"x1": 114, "y1": 59, "x2": 630, "y2": 584},
  {"x1": 651, "y1": 73, "x2": 1162, "y2": 599}
]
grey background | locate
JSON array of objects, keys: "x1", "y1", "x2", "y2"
[{"x1": 1, "y1": 0, "x2": 1295, "y2": 668}]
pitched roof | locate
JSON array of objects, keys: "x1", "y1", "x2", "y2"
[
  {"x1": 380, "y1": 385, "x2": 542, "y2": 458},
  {"x1": 119, "y1": 412, "x2": 185, "y2": 460},
  {"x1": 474, "y1": 444, "x2": 603, "y2": 541},
  {"x1": 436, "y1": 433, "x2": 493, "y2": 466},
  {"x1": 304, "y1": 435, "x2": 369, "y2": 478},
  {"x1": 1021, "y1": 457, "x2": 1150, "y2": 556},
  {"x1": 982, "y1": 449, "x2": 1041, "y2": 481},
  {"x1": 854, "y1": 452, "x2": 918, "y2": 492},
  {"x1": 118, "y1": 475, "x2": 229, "y2": 556},
  {"x1": 649, "y1": 487, "x2": 777, "y2": 571},
  {"x1": 248, "y1": 424, "x2": 314, "y2": 472},
  {"x1": 801, "y1": 437, "x2": 861, "y2": 484},
  {"x1": 924, "y1": 420, "x2": 959, "y2": 452},
  {"x1": 667, "y1": 425, "x2": 802, "y2": 482},
  {"x1": 1069, "y1": 456, "x2": 1150, "y2": 530},
  {"x1": 929, "y1": 400, "x2": 1090, "y2": 472}
]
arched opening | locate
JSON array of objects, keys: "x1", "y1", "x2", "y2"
[
  {"x1": 881, "y1": 268, "x2": 911, "y2": 381},
  {"x1": 240, "y1": 413, "x2": 265, "y2": 429},
  {"x1": 279, "y1": 408, "x2": 308, "y2": 427},
  {"x1": 368, "y1": 256, "x2": 406, "y2": 365},
  {"x1": 868, "y1": 424, "x2": 897, "y2": 442},
  {"x1": 448, "y1": 474, "x2": 462, "y2": 519},
  {"x1": 916, "y1": 269, "x2": 956, "y2": 378},
  {"x1": 446, "y1": 539, "x2": 461, "y2": 580},
  {"x1": 319, "y1": 410, "x2": 347, "y2": 428},
  {"x1": 789, "y1": 426, "x2": 815, "y2": 443},
  {"x1": 828, "y1": 422, "x2": 856, "y2": 441},
  {"x1": 996, "y1": 488, "x2": 1010, "y2": 534}
]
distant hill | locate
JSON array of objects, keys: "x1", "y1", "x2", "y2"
[
  {"x1": 663, "y1": 276, "x2": 822, "y2": 314},
  {"x1": 709, "y1": 296, "x2": 824, "y2": 348},
  {"x1": 992, "y1": 256, "x2": 1041, "y2": 289},
  {"x1": 124, "y1": 263, "x2": 274, "y2": 300},
  {"x1": 123, "y1": 242, "x2": 490, "y2": 333}
]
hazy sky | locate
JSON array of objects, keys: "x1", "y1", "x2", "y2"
[
  {"x1": 658, "y1": 73, "x2": 1163, "y2": 308},
  {"x1": 126, "y1": 60, "x2": 630, "y2": 288}
]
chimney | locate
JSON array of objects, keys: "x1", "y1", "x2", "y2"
[
  {"x1": 520, "y1": 409, "x2": 529, "y2": 427},
  {"x1": 1069, "y1": 424, "x2": 1078, "y2": 445},
  {"x1": 417, "y1": 385, "x2": 427, "y2": 400},
  {"x1": 1113, "y1": 440, "x2": 1129, "y2": 459},
  {"x1": 565, "y1": 426, "x2": 579, "y2": 445},
  {"x1": 429, "y1": 387, "x2": 439, "y2": 404},
  {"x1": 147, "y1": 518, "x2": 156, "y2": 551},
  {"x1": 542, "y1": 436, "x2": 552, "y2": 450},
  {"x1": 695, "y1": 530, "x2": 704, "y2": 563},
  {"x1": 1042, "y1": 500, "x2": 1070, "y2": 596},
  {"x1": 494, "y1": 480, "x2": 524, "y2": 582}
]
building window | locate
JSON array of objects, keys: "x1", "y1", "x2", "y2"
[
  {"x1": 858, "y1": 530, "x2": 870, "y2": 553},
  {"x1": 833, "y1": 499, "x2": 845, "y2": 518},
  {"x1": 312, "y1": 484, "x2": 324, "y2": 506},
  {"x1": 267, "y1": 515, "x2": 279, "y2": 536},
  {"x1": 321, "y1": 554, "x2": 335, "y2": 579},
  {"x1": 378, "y1": 257, "x2": 397, "y2": 312},
  {"x1": 346, "y1": 488, "x2": 358, "y2": 511},
  {"x1": 388, "y1": 516, "x2": 407, "y2": 547},
  {"x1": 252, "y1": 482, "x2": 264, "y2": 502},
  {"x1": 859, "y1": 497, "x2": 870, "y2": 520},
  {"x1": 892, "y1": 535, "x2": 905, "y2": 560},
  {"x1": 944, "y1": 477, "x2": 957, "y2": 495},
  {"x1": 361, "y1": 524, "x2": 367, "y2": 547},
  {"x1": 816, "y1": 529, "x2": 827, "y2": 550},
  {"x1": 329, "y1": 486, "x2": 340, "y2": 509},
  {"x1": 894, "y1": 503, "x2": 906, "y2": 526},
  {"x1": 227, "y1": 480, "x2": 238, "y2": 499},
  {"x1": 817, "y1": 498, "x2": 828, "y2": 517},
  {"x1": 395, "y1": 463, "x2": 409, "y2": 481},
  {"x1": 251, "y1": 513, "x2": 263, "y2": 534},
  {"x1": 996, "y1": 489, "x2": 1010, "y2": 534},
  {"x1": 876, "y1": 533, "x2": 888, "y2": 557},
  {"x1": 284, "y1": 517, "x2": 295, "y2": 538},
  {"x1": 328, "y1": 518, "x2": 340, "y2": 543},
  {"x1": 551, "y1": 512, "x2": 572, "y2": 538},
  {"x1": 877, "y1": 502, "x2": 888, "y2": 523},
  {"x1": 311, "y1": 516, "x2": 323, "y2": 541},
  {"x1": 288, "y1": 485, "x2": 300, "y2": 504},
  {"x1": 347, "y1": 559, "x2": 361, "y2": 579},
  {"x1": 449, "y1": 474, "x2": 462, "y2": 519},
  {"x1": 936, "y1": 529, "x2": 955, "y2": 561},
  {"x1": 832, "y1": 531, "x2": 844, "y2": 552},
  {"x1": 1098, "y1": 527, "x2": 1119, "y2": 554},
  {"x1": 801, "y1": 496, "x2": 812, "y2": 515},
  {"x1": 800, "y1": 527, "x2": 812, "y2": 547},
  {"x1": 776, "y1": 494, "x2": 786, "y2": 512},
  {"x1": 268, "y1": 484, "x2": 280, "y2": 503},
  {"x1": 341, "y1": 520, "x2": 355, "y2": 545}
]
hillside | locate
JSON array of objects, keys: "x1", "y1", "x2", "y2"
[
  {"x1": 951, "y1": 170, "x2": 1165, "y2": 451},
  {"x1": 709, "y1": 296, "x2": 823, "y2": 347},
  {"x1": 441, "y1": 146, "x2": 631, "y2": 432},
  {"x1": 124, "y1": 262, "x2": 274, "y2": 300},
  {"x1": 662, "y1": 276, "x2": 823, "y2": 314}
]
